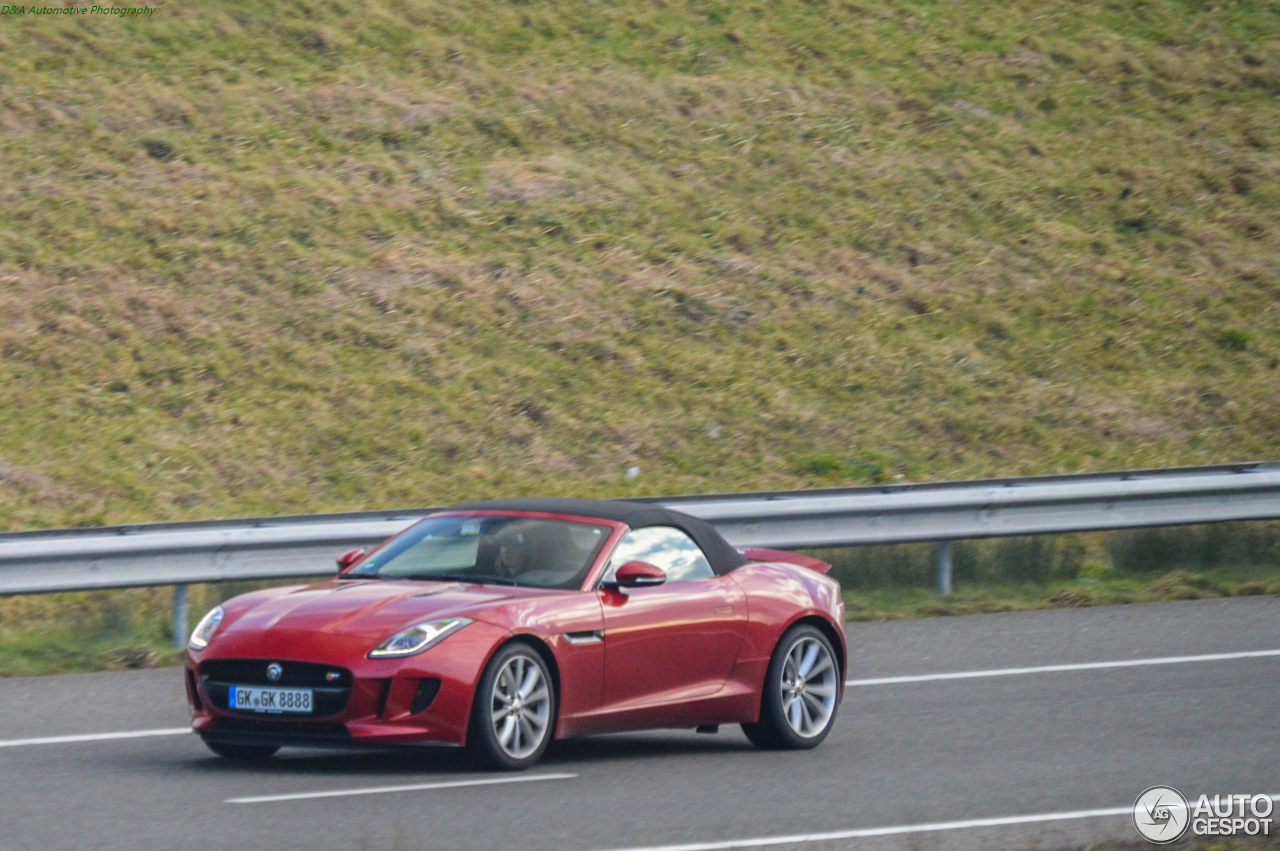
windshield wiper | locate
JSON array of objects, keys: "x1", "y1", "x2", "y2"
[{"x1": 397, "y1": 573, "x2": 521, "y2": 587}]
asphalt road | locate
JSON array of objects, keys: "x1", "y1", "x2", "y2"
[{"x1": 2, "y1": 596, "x2": 1278, "y2": 851}]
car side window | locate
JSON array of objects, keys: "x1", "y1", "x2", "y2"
[{"x1": 604, "y1": 526, "x2": 715, "y2": 584}]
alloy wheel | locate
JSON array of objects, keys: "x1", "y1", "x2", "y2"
[
  {"x1": 780, "y1": 636, "x2": 837, "y2": 738},
  {"x1": 489, "y1": 653, "x2": 551, "y2": 759}
]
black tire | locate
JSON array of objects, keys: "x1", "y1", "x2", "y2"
[
  {"x1": 741, "y1": 624, "x2": 839, "y2": 750},
  {"x1": 466, "y1": 642, "x2": 557, "y2": 771},
  {"x1": 203, "y1": 740, "x2": 280, "y2": 760}
]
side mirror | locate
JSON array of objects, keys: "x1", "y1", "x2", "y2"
[
  {"x1": 336, "y1": 548, "x2": 366, "y2": 572},
  {"x1": 603, "y1": 561, "x2": 666, "y2": 591}
]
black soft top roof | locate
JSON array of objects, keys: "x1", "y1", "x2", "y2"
[{"x1": 446, "y1": 497, "x2": 748, "y2": 576}]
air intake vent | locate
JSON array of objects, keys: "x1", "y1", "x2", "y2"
[
  {"x1": 185, "y1": 668, "x2": 203, "y2": 711},
  {"x1": 410, "y1": 678, "x2": 442, "y2": 714}
]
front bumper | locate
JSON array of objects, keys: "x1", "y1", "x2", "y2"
[{"x1": 185, "y1": 619, "x2": 510, "y2": 749}]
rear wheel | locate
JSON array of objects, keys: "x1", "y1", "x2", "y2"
[
  {"x1": 742, "y1": 624, "x2": 839, "y2": 750},
  {"x1": 203, "y1": 740, "x2": 279, "y2": 760},
  {"x1": 467, "y1": 642, "x2": 556, "y2": 770}
]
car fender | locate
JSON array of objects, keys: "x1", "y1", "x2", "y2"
[
  {"x1": 468, "y1": 592, "x2": 606, "y2": 738},
  {"x1": 727, "y1": 563, "x2": 847, "y2": 711}
]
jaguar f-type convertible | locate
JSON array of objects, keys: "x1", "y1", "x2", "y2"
[{"x1": 185, "y1": 498, "x2": 846, "y2": 769}]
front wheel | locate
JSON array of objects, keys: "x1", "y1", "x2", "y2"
[
  {"x1": 742, "y1": 624, "x2": 839, "y2": 750},
  {"x1": 467, "y1": 642, "x2": 556, "y2": 770}
]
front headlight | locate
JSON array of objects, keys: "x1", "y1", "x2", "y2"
[
  {"x1": 188, "y1": 606, "x2": 225, "y2": 650},
  {"x1": 368, "y1": 618, "x2": 473, "y2": 659}
]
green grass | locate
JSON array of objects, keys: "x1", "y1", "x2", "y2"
[
  {"x1": 0, "y1": 580, "x2": 297, "y2": 677},
  {"x1": 821, "y1": 521, "x2": 1280, "y2": 619},
  {"x1": 0, "y1": 0, "x2": 1277, "y2": 534},
  {"x1": 0, "y1": 620, "x2": 183, "y2": 677},
  {"x1": 842, "y1": 565, "x2": 1280, "y2": 621}
]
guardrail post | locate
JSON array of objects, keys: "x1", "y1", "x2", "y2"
[
  {"x1": 936, "y1": 541, "x2": 952, "y2": 596},
  {"x1": 173, "y1": 584, "x2": 188, "y2": 650}
]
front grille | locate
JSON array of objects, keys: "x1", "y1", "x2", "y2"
[
  {"x1": 200, "y1": 659, "x2": 352, "y2": 687},
  {"x1": 201, "y1": 659, "x2": 352, "y2": 718}
]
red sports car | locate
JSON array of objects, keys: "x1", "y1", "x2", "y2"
[{"x1": 184, "y1": 498, "x2": 846, "y2": 769}]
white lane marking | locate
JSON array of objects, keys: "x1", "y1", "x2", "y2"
[
  {"x1": 845, "y1": 648, "x2": 1280, "y2": 686},
  {"x1": 587, "y1": 797, "x2": 1280, "y2": 851},
  {"x1": 225, "y1": 772, "x2": 578, "y2": 804},
  {"x1": 0, "y1": 727, "x2": 191, "y2": 748}
]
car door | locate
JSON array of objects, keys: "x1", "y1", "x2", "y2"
[{"x1": 599, "y1": 526, "x2": 748, "y2": 711}]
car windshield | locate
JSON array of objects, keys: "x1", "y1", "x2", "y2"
[{"x1": 347, "y1": 515, "x2": 612, "y2": 590}]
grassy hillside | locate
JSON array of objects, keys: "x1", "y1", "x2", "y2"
[{"x1": 1, "y1": 0, "x2": 1279, "y2": 533}]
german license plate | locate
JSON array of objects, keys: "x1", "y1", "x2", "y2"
[{"x1": 228, "y1": 685, "x2": 312, "y2": 714}]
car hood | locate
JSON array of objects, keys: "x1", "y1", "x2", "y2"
[{"x1": 217, "y1": 579, "x2": 553, "y2": 650}]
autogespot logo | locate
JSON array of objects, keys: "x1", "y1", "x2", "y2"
[
  {"x1": 1134, "y1": 787, "x2": 1276, "y2": 843},
  {"x1": 1134, "y1": 786, "x2": 1190, "y2": 844}
]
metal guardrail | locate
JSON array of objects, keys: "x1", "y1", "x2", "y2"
[
  {"x1": 0, "y1": 510, "x2": 433, "y2": 595},
  {"x1": 653, "y1": 461, "x2": 1280, "y2": 542},
  {"x1": 655, "y1": 461, "x2": 1280, "y2": 596},
  {"x1": 2, "y1": 462, "x2": 1278, "y2": 645}
]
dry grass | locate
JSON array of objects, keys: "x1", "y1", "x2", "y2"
[{"x1": 0, "y1": 0, "x2": 1277, "y2": 535}]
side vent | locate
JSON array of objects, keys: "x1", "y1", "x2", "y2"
[
  {"x1": 185, "y1": 668, "x2": 203, "y2": 711},
  {"x1": 375, "y1": 679, "x2": 393, "y2": 718},
  {"x1": 410, "y1": 678, "x2": 442, "y2": 714}
]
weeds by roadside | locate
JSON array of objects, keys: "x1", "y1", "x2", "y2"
[
  {"x1": 0, "y1": 579, "x2": 298, "y2": 677},
  {"x1": 842, "y1": 564, "x2": 1280, "y2": 621}
]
